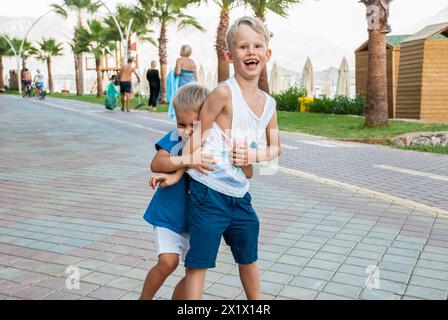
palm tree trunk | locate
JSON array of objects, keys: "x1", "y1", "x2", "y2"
[
  {"x1": 47, "y1": 57, "x2": 54, "y2": 94},
  {"x1": 74, "y1": 53, "x2": 81, "y2": 96},
  {"x1": 254, "y1": 12, "x2": 269, "y2": 93},
  {"x1": 365, "y1": 30, "x2": 388, "y2": 127},
  {"x1": 0, "y1": 56, "x2": 4, "y2": 90},
  {"x1": 95, "y1": 57, "x2": 103, "y2": 98},
  {"x1": 158, "y1": 21, "x2": 168, "y2": 103},
  {"x1": 77, "y1": 52, "x2": 84, "y2": 95},
  {"x1": 216, "y1": 7, "x2": 230, "y2": 83}
]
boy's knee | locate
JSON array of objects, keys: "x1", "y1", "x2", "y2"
[{"x1": 158, "y1": 254, "x2": 179, "y2": 276}]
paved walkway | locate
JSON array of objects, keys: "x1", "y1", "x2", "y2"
[{"x1": 0, "y1": 95, "x2": 447, "y2": 300}]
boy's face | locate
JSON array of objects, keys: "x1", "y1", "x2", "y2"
[
  {"x1": 225, "y1": 24, "x2": 271, "y2": 81},
  {"x1": 175, "y1": 110, "x2": 199, "y2": 140}
]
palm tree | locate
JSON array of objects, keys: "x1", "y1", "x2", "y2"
[
  {"x1": 214, "y1": 0, "x2": 241, "y2": 83},
  {"x1": 76, "y1": 19, "x2": 115, "y2": 98},
  {"x1": 360, "y1": 0, "x2": 391, "y2": 127},
  {"x1": 0, "y1": 36, "x2": 13, "y2": 90},
  {"x1": 103, "y1": 4, "x2": 156, "y2": 58},
  {"x1": 10, "y1": 38, "x2": 38, "y2": 70},
  {"x1": 51, "y1": 0, "x2": 102, "y2": 96},
  {"x1": 137, "y1": 0, "x2": 205, "y2": 103},
  {"x1": 244, "y1": 0, "x2": 301, "y2": 93},
  {"x1": 36, "y1": 38, "x2": 64, "y2": 94}
]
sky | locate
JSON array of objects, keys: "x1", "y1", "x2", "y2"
[{"x1": 1, "y1": 0, "x2": 447, "y2": 52}]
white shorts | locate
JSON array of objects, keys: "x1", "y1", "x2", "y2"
[{"x1": 153, "y1": 226, "x2": 189, "y2": 261}]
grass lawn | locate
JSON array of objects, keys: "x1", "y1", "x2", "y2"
[
  {"x1": 277, "y1": 111, "x2": 448, "y2": 139},
  {"x1": 399, "y1": 145, "x2": 448, "y2": 155}
]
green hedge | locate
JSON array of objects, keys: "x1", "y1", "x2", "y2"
[
  {"x1": 272, "y1": 87, "x2": 307, "y2": 112},
  {"x1": 306, "y1": 94, "x2": 366, "y2": 115}
]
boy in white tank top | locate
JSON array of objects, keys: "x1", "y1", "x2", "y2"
[{"x1": 181, "y1": 16, "x2": 282, "y2": 300}]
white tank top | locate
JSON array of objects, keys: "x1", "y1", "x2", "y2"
[{"x1": 188, "y1": 76, "x2": 276, "y2": 198}]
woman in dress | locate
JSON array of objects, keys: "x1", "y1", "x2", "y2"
[{"x1": 146, "y1": 60, "x2": 160, "y2": 112}]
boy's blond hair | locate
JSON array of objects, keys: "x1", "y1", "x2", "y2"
[
  {"x1": 226, "y1": 16, "x2": 271, "y2": 50},
  {"x1": 180, "y1": 44, "x2": 192, "y2": 57},
  {"x1": 173, "y1": 83, "x2": 209, "y2": 114}
]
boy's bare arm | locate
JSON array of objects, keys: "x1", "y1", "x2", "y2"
[
  {"x1": 242, "y1": 165, "x2": 253, "y2": 179},
  {"x1": 151, "y1": 149, "x2": 215, "y2": 175}
]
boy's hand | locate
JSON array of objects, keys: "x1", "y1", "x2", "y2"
[
  {"x1": 185, "y1": 147, "x2": 216, "y2": 176},
  {"x1": 149, "y1": 173, "x2": 178, "y2": 189},
  {"x1": 230, "y1": 143, "x2": 257, "y2": 167}
]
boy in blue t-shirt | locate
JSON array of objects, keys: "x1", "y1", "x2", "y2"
[{"x1": 140, "y1": 84, "x2": 253, "y2": 300}]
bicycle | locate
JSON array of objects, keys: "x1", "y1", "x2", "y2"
[
  {"x1": 23, "y1": 82, "x2": 32, "y2": 98},
  {"x1": 35, "y1": 83, "x2": 46, "y2": 100}
]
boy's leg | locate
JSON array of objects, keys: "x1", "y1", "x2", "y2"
[
  {"x1": 183, "y1": 268, "x2": 207, "y2": 300},
  {"x1": 140, "y1": 253, "x2": 179, "y2": 300},
  {"x1": 239, "y1": 263, "x2": 261, "y2": 300},
  {"x1": 120, "y1": 93, "x2": 125, "y2": 110},
  {"x1": 126, "y1": 91, "x2": 131, "y2": 111},
  {"x1": 171, "y1": 275, "x2": 185, "y2": 300}
]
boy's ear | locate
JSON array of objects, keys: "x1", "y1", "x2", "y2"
[
  {"x1": 266, "y1": 48, "x2": 272, "y2": 62},
  {"x1": 224, "y1": 51, "x2": 233, "y2": 63}
]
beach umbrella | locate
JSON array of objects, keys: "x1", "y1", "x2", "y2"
[
  {"x1": 198, "y1": 65, "x2": 205, "y2": 86},
  {"x1": 302, "y1": 57, "x2": 314, "y2": 97},
  {"x1": 269, "y1": 62, "x2": 280, "y2": 93},
  {"x1": 323, "y1": 71, "x2": 332, "y2": 97},
  {"x1": 336, "y1": 57, "x2": 350, "y2": 96}
]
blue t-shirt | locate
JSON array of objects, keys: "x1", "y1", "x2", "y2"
[{"x1": 143, "y1": 130, "x2": 188, "y2": 234}]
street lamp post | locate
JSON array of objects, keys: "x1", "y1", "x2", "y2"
[{"x1": 97, "y1": 0, "x2": 133, "y2": 65}]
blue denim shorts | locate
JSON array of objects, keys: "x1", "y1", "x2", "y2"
[{"x1": 185, "y1": 178, "x2": 259, "y2": 269}]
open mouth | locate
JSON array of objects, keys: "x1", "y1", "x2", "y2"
[{"x1": 244, "y1": 59, "x2": 259, "y2": 69}]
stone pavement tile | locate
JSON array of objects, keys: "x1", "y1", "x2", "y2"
[
  {"x1": 420, "y1": 252, "x2": 448, "y2": 264},
  {"x1": 334, "y1": 233, "x2": 363, "y2": 243},
  {"x1": 88, "y1": 286, "x2": 127, "y2": 300},
  {"x1": 0, "y1": 267, "x2": 26, "y2": 281},
  {"x1": 277, "y1": 285, "x2": 318, "y2": 300},
  {"x1": 268, "y1": 262, "x2": 302, "y2": 276},
  {"x1": 313, "y1": 252, "x2": 347, "y2": 263},
  {"x1": 344, "y1": 256, "x2": 379, "y2": 268},
  {"x1": 262, "y1": 243, "x2": 289, "y2": 254},
  {"x1": 36, "y1": 277, "x2": 68, "y2": 290},
  {"x1": 215, "y1": 274, "x2": 241, "y2": 288},
  {"x1": 350, "y1": 249, "x2": 383, "y2": 260},
  {"x1": 106, "y1": 277, "x2": 142, "y2": 291},
  {"x1": 380, "y1": 270, "x2": 412, "y2": 284},
  {"x1": 61, "y1": 282, "x2": 99, "y2": 296},
  {"x1": 306, "y1": 259, "x2": 341, "y2": 271},
  {"x1": 423, "y1": 245, "x2": 448, "y2": 255},
  {"x1": 299, "y1": 267, "x2": 335, "y2": 282},
  {"x1": 82, "y1": 272, "x2": 117, "y2": 286},
  {"x1": 386, "y1": 247, "x2": 420, "y2": 258},
  {"x1": 204, "y1": 270, "x2": 224, "y2": 283},
  {"x1": 205, "y1": 283, "x2": 241, "y2": 299},
  {"x1": 214, "y1": 262, "x2": 236, "y2": 274},
  {"x1": 404, "y1": 285, "x2": 447, "y2": 300},
  {"x1": 412, "y1": 267, "x2": 448, "y2": 281},
  {"x1": 361, "y1": 237, "x2": 392, "y2": 247},
  {"x1": 382, "y1": 254, "x2": 418, "y2": 266},
  {"x1": 260, "y1": 271, "x2": 293, "y2": 284},
  {"x1": 119, "y1": 291, "x2": 140, "y2": 300},
  {"x1": 409, "y1": 275, "x2": 448, "y2": 291},
  {"x1": 285, "y1": 247, "x2": 316, "y2": 258},
  {"x1": 70, "y1": 248, "x2": 100, "y2": 259},
  {"x1": 377, "y1": 279, "x2": 407, "y2": 295},
  {"x1": 332, "y1": 273, "x2": 367, "y2": 287},
  {"x1": 378, "y1": 261, "x2": 414, "y2": 274},
  {"x1": 77, "y1": 259, "x2": 107, "y2": 270},
  {"x1": 95, "y1": 263, "x2": 132, "y2": 276},
  {"x1": 0, "y1": 254, "x2": 22, "y2": 266},
  {"x1": 11, "y1": 272, "x2": 53, "y2": 286},
  {"x1": 0, "y1": 281, "x2": 30, "y2": 296},
  {"x1": 258, "y1": 250, "x2": 282, "y2": 261},
  {"x1": 326, "y1": 239, "x2": 357, "y2": 249},
  {"x1": 360, "y1": 289, "x2": 401, "y2": 300},
  {"x1": 123, "y1": 268, "x2": 147, "y2": 281},
  {"x1": 322, "y1": 282, "x2": 362, "y2": 299},
  {"x1": 51, "y1": 255, "x2": 85, "y2": 266},
  {"x1": 35, "y1": 263, "x2": 68, "y2": 276},
  {"x1": 338, "y1": 264, "x2": 367, "y2": 276},
  {"x1": 290, "y1": 276, "x2": 326, "y2": 291},
  {"x1": 315, "y1": 292, "x2": 351, "y2": 300},
  {"x1": 277, "y1": 255, "x2": 309, "y2": 267},
  {"x1": 320, "y1": 245, "x2": 352, "y2": 256},
  {"x1": 416, "y1": 259, "x2": 448, "y2": 271},
  {"x1": 261, "y1": 281, "x2": 283, "y2": 296},
  {"x1": 44, "y1": 291, "x2": 82, "y2": 300},
  {"x1": 293, "y1": 241, "x2": 324, "y2": 251},
  {"x1": 14, "y1": 286, "x2": 54, "y2": 300},
  {"x1": 111, "y1": 256, "x2": 145, "y2": 268}
]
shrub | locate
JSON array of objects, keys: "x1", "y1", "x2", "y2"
[
  {"x1": 272, "y1": 87, "x2": 307, "y2": 112},
  {"x1": 306, "y1": 94, "x2": 365, "y2": 115}
]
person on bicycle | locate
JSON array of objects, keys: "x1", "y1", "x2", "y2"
[
  {"x1": 33, "y1": 69, "x2": 45, "y2": 96},
  {"x1": 22, "y1": 68, "x2": 32, "y2": 97}
]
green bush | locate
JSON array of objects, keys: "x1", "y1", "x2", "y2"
[
  {"x1": 306, "y1": 94, "x2": 365, "y2": 115},
  {"x1": 272, "y1": 87, "x2": 307, "y2": 112}
]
